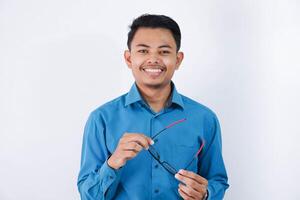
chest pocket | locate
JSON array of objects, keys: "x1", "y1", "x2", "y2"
[
  {"x1": 173, "y1": 143, "x2": 199, "y2": 172},
  {"x1": 157, "y1": 133, "x2": 201, "y2": 173}
]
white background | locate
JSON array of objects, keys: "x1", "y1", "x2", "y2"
[{"x1": 1, "y1": 0, "x2": 300, "y2": 199}]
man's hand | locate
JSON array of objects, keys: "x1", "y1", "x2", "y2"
[
  {"x1": 107, "y1": 133, "x2": 154, "y2": 170},
  {"x1": 175, "y1": 169, "x2": 208, "y2": 200}
]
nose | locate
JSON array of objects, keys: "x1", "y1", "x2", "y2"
[{"x1": 147, "y1": 53, "x2": 160, "y2": 65}]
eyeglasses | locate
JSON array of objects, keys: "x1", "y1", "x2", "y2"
[{"x1": 148, "y1": 118, "x2": 205, "y2": 175}]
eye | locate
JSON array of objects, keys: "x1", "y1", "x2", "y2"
[
  {"x1": 160, "y1": 50, "x2": 171, "y2": 55},
  {"x1": 138, "y1": 49, "x2": 148, "y2": 54}
]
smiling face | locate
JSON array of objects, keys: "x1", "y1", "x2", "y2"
[{"x1": 124, "y1": 28, "x2": 184, "y2": 90}]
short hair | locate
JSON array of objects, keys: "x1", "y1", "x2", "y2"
[{"x1": 127, "y1": 14, "x2": 181, "y2": 52}]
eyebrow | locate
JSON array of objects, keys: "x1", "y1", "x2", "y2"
[
  {"x1": 135, "y1": 44, "x2": 173, "y2": 49},
  {"x1": 136, "y1": 44, "x2": 150, "y2": 48},
  {"x1": 158, "y1": 45, "x2": 172, "y2": 49}
]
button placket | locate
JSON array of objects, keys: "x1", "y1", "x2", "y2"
[{"x1": 150, "y1": 116, "x2": 162, "y2": 198}]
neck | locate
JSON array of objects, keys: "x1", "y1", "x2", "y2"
[{"x1": 136, "y1": 82, "x2": 172, "y2": 113}]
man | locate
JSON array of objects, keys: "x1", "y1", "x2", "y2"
[{"x1": 77, "y1": 14, "x2": 229, "y2": 200}]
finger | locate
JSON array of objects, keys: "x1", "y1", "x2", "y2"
[
  {"x1": 175, "y1": 173, "x2": 206, "y2": 193},
  {"x1": 122, "y1": 133, "x2": 154, "y2": 149},
  {"x1": 178, "y1": 187, "x2": 195, "y2": 200},
  {"x1": 123, "y1": 133, "x2": 154, "y2": 144},
  {"x1": 179, "y1": 183, "x2": 204, "y2": 199},
  {"x1": 122, "y1": 141, "x2": 143, "y2": 153},
  {"x1": 122, "y1": 149, "x2": 138, "y2": 160},
  {"x1": 178, "y1": 169, "x2": 208, "y2": 186}
]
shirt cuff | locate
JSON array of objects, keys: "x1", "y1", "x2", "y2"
[{"x1": 98, "y1": 160, "x2": 122, "y2": 193}]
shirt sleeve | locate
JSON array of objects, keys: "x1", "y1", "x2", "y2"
[
  {"x1": 200, "y1": 113, "x2": 229, "y2": 200},
  {"x1": 77, "y1": 112, "x2": 122, "y2": 200}
]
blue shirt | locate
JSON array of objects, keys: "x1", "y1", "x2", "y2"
[{"x1": 77, "y1": 83, "x2": 229, "y2": 200}]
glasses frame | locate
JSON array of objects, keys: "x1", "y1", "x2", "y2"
[
  {"x1": 147, "y1": 118, "x2": 205, "y2": 175},
  {"x1": 148, "y1": 145, "x2": 178, "y2": 175}
]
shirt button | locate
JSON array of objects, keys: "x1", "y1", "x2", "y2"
[
  {"x1": 154, "y1": 164, "x2": 159, "y2": 168},
  {"x1": 154, "y1": 189, "x2": 159, "y2": 193}
]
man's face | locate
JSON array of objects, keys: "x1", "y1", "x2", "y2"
[{"x1": 124, "y1": 28, "x2": 184, "y2": 89}]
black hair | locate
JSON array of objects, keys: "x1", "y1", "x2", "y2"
[{"x1": 127, "y1": 14, "x2": 181, "y2": 52}]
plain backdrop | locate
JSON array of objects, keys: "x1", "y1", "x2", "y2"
[{"x1": 1, "y1": 0, "x2": 300, "y2": 199}]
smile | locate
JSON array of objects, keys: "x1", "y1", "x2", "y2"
[
  {"x1": 144, "y1": 68, "x2": 163, "y2": 73},
  {"x1": 142, "y1": 67, "x2": 165, "y2": 78}
]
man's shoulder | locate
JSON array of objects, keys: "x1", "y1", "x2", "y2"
[
  {"x1": 180, "y1": 94, "x2": 217, "y2": 118},
  {"x1": 89, "y1": 93, "x2": 128, "y2": 118}
]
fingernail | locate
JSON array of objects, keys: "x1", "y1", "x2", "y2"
[
  {"x1": 179, "y1": 169, "x2": 183, "y2": 173},
  {"x1": 150, "y1": 140, "x2": 154, "y2": 145},
  {"x1": 174, "y1": 174, "x2": 179, "y2": 179}
]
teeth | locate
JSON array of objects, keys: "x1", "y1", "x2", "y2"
[{"x1": 144, "y1": 68, "x2": 162, "y2": 73}]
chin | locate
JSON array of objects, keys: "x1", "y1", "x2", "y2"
[{"x1": 142, "y1": 81, "x2": 169, "y2": 89}]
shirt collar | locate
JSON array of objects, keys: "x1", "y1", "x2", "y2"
[{"x1": 124, "y1": 82, "x2": 184, "y2": 109}]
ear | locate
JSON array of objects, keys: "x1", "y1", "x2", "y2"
[
  {"x1": 175, "y1": 51, "x2": 184, "y2": 70},
  {"x1": 124, "y1": 50, "x2": 132, "y2": 69}
]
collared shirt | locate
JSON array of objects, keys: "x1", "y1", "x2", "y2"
[{"x1": 77, "y1": 82, "x2": 229, "y2": 200}]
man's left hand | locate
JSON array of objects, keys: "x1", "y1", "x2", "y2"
[{"x1": 175, "y1": 169, "x2": 208, "y2": 200}]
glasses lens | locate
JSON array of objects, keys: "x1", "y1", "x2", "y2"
[
  {"x1": 162, "y1": 162, "x2": 177, "y2": 175},
  {"x1": 148, "y1": 146, "x2": 160, "y2": 160},
  {"x1": 148, "y1": 119, "x2": 187, "y2": 176},
  {"x1": 149, "y1": 147, "x2": 177, "y2": 175}
]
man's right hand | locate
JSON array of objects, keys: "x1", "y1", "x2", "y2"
[{"x1": 107, "y1": 133, "x2": 154, "y2": 170}]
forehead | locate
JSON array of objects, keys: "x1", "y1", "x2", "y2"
[{"x1": 131, "y1": 28, "x2": 176, "y2": 48}]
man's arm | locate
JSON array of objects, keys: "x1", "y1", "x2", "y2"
[
  {"x1": 200, "y1": 113, "x2": 229, "y2": 200},
  {"x1": 77, "y1": 113, "x2": 121, "y2": 200},
  {"x1": 77, "y1": 113, "x2": 153, "y2": 200},
  {"x1": 174, "y1": 113, "x2": 229, "y2": 200}
]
